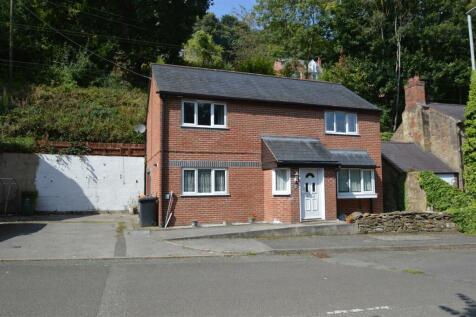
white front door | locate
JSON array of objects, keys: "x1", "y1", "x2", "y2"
[{"x1": 300, "y1": 168, "x2": 325, "y2": 220}]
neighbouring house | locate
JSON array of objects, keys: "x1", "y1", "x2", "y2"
[
  {"x1": 382, "y1": 141, "x2": 458, "y2": 212},
  {"x1": 273, "y1": 58, "x2": 322, "y2": 80},
  {"x1": 146, "y1": 64, "x2": 383, "y2": 226},
  {"x1": 382, "y1": 75, "x2": 465, "y2": 211}
]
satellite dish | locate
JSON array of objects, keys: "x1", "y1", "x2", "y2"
[{"x1": 134, "y1": 124, "x2": 146, "y2": 134}]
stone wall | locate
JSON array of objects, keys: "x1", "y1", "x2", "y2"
[{"x1": 355, "y1": 211, "x2": 457, "y2": 233}]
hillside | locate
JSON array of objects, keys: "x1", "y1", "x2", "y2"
[{"x1": 0, "y1": 85, "x2": 147, "y2": 153}]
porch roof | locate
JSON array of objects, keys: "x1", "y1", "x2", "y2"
[{"x1": 329, "y1": 149, "x2": 376, "y2": 168}]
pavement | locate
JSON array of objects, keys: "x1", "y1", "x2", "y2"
[
  {"x1": 0, "y1": 214, "x2": 475, "y2": 261},
  {"x1": 0, "y1": 251, "x2": 475, "y2": 316}
]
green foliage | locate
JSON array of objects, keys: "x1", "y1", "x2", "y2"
[
  {"x1": 419, "y1": 171, "x2": 476, "y2": 234},
  {"x1": 463, "y1": 71, "x2": 476, "y2": 198},
  {"x1": 234, "y1": 56, "x2": 274, "y2": 75},
  {"x1": 255, "y1": 0, "x2": 472, "y2": 131},
  {"x1": 0, "y1": 85, "x2": 146, "y2": 144},
  {"x1": 380, "y1": 132, "x2": 393, "y2": 142},
  {"x1": 0, "y1": 136, "x2": 36, "y2": 153},
  {"x1": 183, "y1": 30, "x2": 224, "y2": 68},
  {"x1": 419, "y1": 171, "x2": 472, "y2": 211},
  {"x1": 0, "y1": 0, "x2": 211, "y2": 86},
  {"x1": 451, "y1": 204, "x2": 476, "y2": 234},
  {"x1": 193, "y1": 13, "x2": 249, "y2": 64}
]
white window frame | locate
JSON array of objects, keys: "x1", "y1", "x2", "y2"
[
  {"x1": 181, "y1": 100, "x2": 227, "y2": 129},
  {"x1": 325, "y1": 111, "x2": 359, "y2": 135},
  {"x1": 272, "y1": 168, "x2": 291, "y2": 196},
  {"x1": 182, "y1": 168, "x2": 228, "y2": 196},
  {"x1": 337, "y1": 168, "x2": 377, "y2": 199}
]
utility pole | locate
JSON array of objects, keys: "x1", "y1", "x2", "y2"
[
  {"x1": 9, "y1": 0, "x2": 14, "y2": 81},
  {"x1": 467, "y1": 7, "x2": 476, "y2": 70}
]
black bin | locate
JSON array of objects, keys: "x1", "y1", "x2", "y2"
[{"x1": 139, "y1": 196, "x2": 158, "y2": 227}]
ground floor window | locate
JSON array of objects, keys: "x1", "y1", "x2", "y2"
[
  {"x1": 337, "y1": 168, "x2": 376, "y2": 198},
  {"x1": 272, "y1": 168, "x2": 291, "y2": 195},
  {"x1": 182, "y1": 168, "x2": 227, "y2": 195}
]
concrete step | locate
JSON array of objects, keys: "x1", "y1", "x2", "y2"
[{"x1": 168, "y1": 222, "x2": 358, "y2": 240}]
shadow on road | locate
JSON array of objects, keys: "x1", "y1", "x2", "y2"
[
  {"x1": 440, "y1": 293, "x2": 476, "y2": 317},
  {"x1": 0, "y1": 223, "x2": 46, "y2": 242}
]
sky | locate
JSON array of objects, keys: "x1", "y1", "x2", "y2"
[{"x1": 209, "y1": 0, "x2": 256, "y2": 17}]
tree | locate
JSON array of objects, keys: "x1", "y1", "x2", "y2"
[
  {"x1": 183, "y1": 30, "x2": 224, "y2": 68},
  {"x1": 0, "y1": 0, "x2": 211, "y2": 87},
  {"x1": 254, "y1": 0, "x2": 472, "y2": 131},
  {"x1": 464, "y1": 71, "x2": 476, "y2": 198},
  {"x1": 193, "y1": 13, "x2": 250, "y2": 64},
  {"x1": 255, "y1": 0, "x2": 334, "y2": 61}
]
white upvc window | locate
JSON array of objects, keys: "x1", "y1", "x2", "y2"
[
  {"x1": 272, "y1": 168, "x2": 291, "y2": 195},
  {"x1": 325, "y1": 111, "x2": 358, "y2": 135},
  {"x1": 182, "y1": 168, "x2": 228, "y2": 196},
  {"x1": 337, "y1": 168, "x2": 376, "y2": 199},
  {"x1": 182, "y1": 100, "x2": 227, "y2": 128}
]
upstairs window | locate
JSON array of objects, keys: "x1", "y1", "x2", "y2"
[
  {"x1": 325, "y1": 111, "x2": 358, "y2": 135},
  {"x1": 182, "y1": 101, "x2": 227, "y2": 128}
]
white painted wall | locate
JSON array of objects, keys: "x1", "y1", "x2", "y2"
[{"x1": 35, "y1": 154, "x2": 144, "y2": 212}]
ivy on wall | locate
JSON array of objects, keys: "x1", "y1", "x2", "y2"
[
  {"x1": 419, "y1": 171, "x2": 475, "y2": 234},
  {"x1": 463, "y1": 71, "x2": 476, "y2": 198}
]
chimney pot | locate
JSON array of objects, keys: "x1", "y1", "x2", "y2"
[{"x1": 404, "y1": 75, "x2": 426, "y2": 110}]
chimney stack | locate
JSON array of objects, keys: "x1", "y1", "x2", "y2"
[{"x1": 404, "y1": 75, "x2": 426, "y2": 110}]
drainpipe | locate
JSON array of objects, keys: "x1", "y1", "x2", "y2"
[{"x1": 158, "y1": 94, "x2": 167, "y2": 227}]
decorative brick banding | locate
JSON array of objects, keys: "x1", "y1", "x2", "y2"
[{"x1": 356, "y1": 211, "x2": 457, "y2": 233}]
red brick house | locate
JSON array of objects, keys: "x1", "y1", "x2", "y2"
[{"x1": 146, "y1": 64, "x2": 383, "y2": 226}]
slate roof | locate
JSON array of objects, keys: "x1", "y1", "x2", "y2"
[
  {"x1": 329, "y1": 149, "x2": 376, "y2": 167},
  {"x1": 262, "y1": 136, "x2": 375, "y2": 167},
  {"x1": 152, "y1": 64, "x2": 379, "y2": 111},
  {"x1": 382, "y1": 142, "x2": 457, "y2": 173},
  {"x1": 427, "y1": 103, "x2": 465, "y2": 122},
  {"x1": 262, "y1": 136, "x2": 338, "y2": 165}
]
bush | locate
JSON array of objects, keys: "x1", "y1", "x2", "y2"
[
  {"x1": 451, "y1": 204, "x2": 476, "y2": 234},
  {"x1": 463, "y1": 71, "x2": 476, "y2": 198},
  {"x1": 234, "y1": 56, "x2": 274, "y2": 75},
  {"x1": 419, "y1": 171, "x2": 472, "y2": 211},
  {"x1": 0, "y1": 136, "x2": 36, "y2": 153},
  {"x1": 0, "y1": 85, "x2": 147, "y2": 145},
  {"x1": 419, "y1": 171, "x2": 476, "y2": 234}
]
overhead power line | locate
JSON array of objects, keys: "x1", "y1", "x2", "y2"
[
  {"x1": 21, "y1": 4, "x2": 150, "y2": 80},
  {"x1": 12, "y1": 23, "x2": 182, "y2": 48},
  {"x1": 43, "y1": 0, "x2": 148, "y2": 31}
]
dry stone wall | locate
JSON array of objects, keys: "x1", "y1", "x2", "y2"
[{"x1": 355, "y1": 211, "x2": 457, "y2": 233}]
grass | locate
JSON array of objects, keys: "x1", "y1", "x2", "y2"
[
  {"x1": 402, "y1": 268, "x2": 425, "y2": 275},
  {"x1": 116, "y1": 221, "x2": 127, "y2": 234}
]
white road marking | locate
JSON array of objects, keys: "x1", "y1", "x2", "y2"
[{"x1": 327, "y1": 306, "x2": 390, "y2": 315}]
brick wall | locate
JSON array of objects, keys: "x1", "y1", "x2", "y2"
[{"x1": 146, "y1": 85, "x2": 382, "y2": 225}]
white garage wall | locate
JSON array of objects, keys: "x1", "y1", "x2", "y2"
[{"x1": 35, "y1": 154, "x2": 144, "y2": 212}]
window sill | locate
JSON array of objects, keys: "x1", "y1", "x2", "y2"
[
  {"x1": 181, "y1": 193, "x2": 230, "y2": 197},
  {"x1": 325, "y1": 132, "x2": 360, "y2": 136},
  {"x1": 337, "y1": 193, "x2": 378, "y2": 199},
  {"x1": 181, "y1": 125, "x2": 229, "y2": 130},
  {"x1": 272, "y1": 193, "x2": 291, "y2": 196}
]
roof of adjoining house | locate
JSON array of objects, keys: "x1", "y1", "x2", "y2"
[
  {"x1": 151, "y1": 64, "x2": 379, "y2": 111},
  {"x1": 262, "y1": 136, "x2": 375, "y2": 167},
  {"x1": 382, "y1": 142, "x2": 457, "y2": 174},
  {"x1": 329, "y1": 149, "x2": 376, "y2": 167},
  {"x1": 427, "y1": 103, "x2": 465, "y2": 122}
]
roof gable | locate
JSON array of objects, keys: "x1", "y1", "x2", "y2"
[{"x1": 152, "y1": 64, "x2": 379, "y2": 112}]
